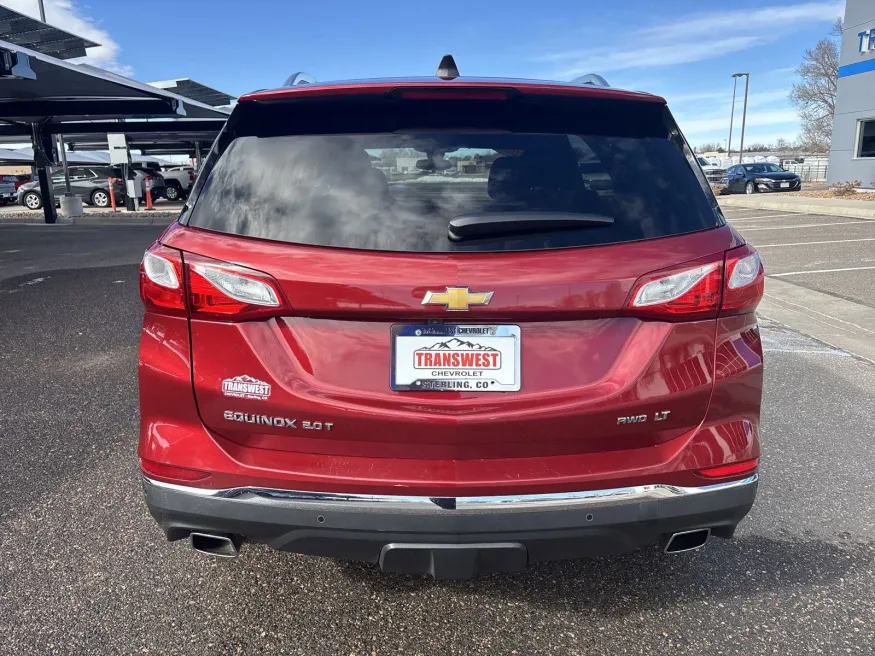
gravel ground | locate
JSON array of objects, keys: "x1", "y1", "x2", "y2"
[
  {"x1": 785, "y1": 190, "x2": 875, "y2": 201},
  {"x1": 1, "y1": 229, "x2": 874, "y2": 655}
]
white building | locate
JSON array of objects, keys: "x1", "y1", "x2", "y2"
[{"x1": 828, "y1": 0, "x2": 875, "y2": 188}]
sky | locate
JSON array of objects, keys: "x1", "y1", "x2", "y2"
[{"x1": 6, "y1": 0, "x2": 846, "y2": 149}]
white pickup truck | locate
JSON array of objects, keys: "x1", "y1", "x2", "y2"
[
  {"x1": 696, "y1": 157, "x2": 727, "y2": 183},
  {"x1": 160, "y1": 166, "x2": 196, "y2": 201}
]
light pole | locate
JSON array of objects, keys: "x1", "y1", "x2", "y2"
[
  {"x1": 733, "y1": 73, "x2": 750, "y2": 164},
  {"x1": 727, "y1": 76, "x2": 739, "y2": 164}
]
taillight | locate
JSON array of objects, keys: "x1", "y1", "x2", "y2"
[
  {"x1": 721, "y1": 244, "x2": 764, "y2": 315},
  {"x1": 628, "y1": 259, "x2": 723, "y2": 320},
  {"x1": 140, "y1": 243, "x2": 185, "y2": 312},
  {"x1": 696, "y1": 457, "x2": 759, "y2": 479},
  {"x1": 185, "y1": 253, "x2": 286, "y2": 320},
  {"x1": 626, "y1": 244, "x2": 764, "y2": 320},
  {"x1": 140, "y1": 245, "x2": 288, "y2": 320}
]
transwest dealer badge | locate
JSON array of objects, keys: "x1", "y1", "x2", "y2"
[
  {"x1": 391, "y1": 325, "x2": 520, "y2": 392},
  {"x1": 222, "y1": 375, "x2": 272, "y2": 400},
  {"x1": 414, "y1": 337, "x2": 501, "y2": 370}
]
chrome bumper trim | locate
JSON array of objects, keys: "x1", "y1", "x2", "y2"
[{"x1": 143, "y1": 473, "x2": 758, "y2": 511}]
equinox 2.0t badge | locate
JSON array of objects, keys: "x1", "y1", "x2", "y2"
[
  {"x1": 421, "y1": 287, "x2": 494, "y2": 311},
  {"x1": 223, "y1": 411, "x2": 333, "y2": 431}
]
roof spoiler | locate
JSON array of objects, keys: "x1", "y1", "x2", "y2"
[
  {"x1": 283, "y1": 72, "x2": 317, "y2": 87},
  {"x1": 570, "y1": 74, "x2": 610, "y2": 87}
]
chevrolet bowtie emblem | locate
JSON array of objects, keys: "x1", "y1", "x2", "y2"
[{"x1": 421, "y1": 287, "x2": 494, "y2": 311}]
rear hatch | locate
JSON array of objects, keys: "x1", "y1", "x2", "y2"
[{"x1": 167, "y1": 86, "x2": 734, "y2": 464}]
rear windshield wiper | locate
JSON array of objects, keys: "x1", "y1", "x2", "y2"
[{"x1": 448, "y1": 212, "x2": 614, "y2": 242}]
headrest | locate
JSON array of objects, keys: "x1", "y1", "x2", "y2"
[{"x1": 488, "y1": 154, "x2": 586, "y2": 206}]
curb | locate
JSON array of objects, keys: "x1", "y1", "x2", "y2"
[
  {"x1": 68, "y1": 214, "x2": 176, "y2": 226},
  {"x1": 759, "y1": 277, "x2": 875, "y2": 364},
  {"x1": 718, "y1": 196, "x2": 875, "y2": 220},
  {"x1": 0, "y1": 213, "x2": 176, "y2": 226}
]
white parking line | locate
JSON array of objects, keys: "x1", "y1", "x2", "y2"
[
  {"x1": 770, "y1": 265, "x2": 875, "y2": 277},
  {"x1": 725, "y1": 213, "x2": 803, "y2": 221},
  {"x1": 756, "y1": 237, "x2": 875, "y2": 248},
  {"x1": 763, "y1": 348, "x2": 852, "y2": 356},
  {"x1": 740, "y1": 220, "x2": 871, "y2": 231}
]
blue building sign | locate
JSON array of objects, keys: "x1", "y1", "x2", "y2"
[
  {"x1": 839, "y1": 26, "x2": 875, "y2": 77},
  {"x1": 858, "y1": 28, "x2": 875, "y2": 53}
]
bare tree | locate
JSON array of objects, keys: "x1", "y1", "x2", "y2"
[{"x1": 790, "y1": 19, "x2": 841, "y2": 152}]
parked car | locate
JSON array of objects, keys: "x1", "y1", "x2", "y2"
[
  {"x1": 18, "y1": 166, "x2": 125, "y2": 209},
  {"x1": 129, "y1": 162, "x2": 167, "y2": 201},
  {"x1": 696, "y1": 156, "x2": 726, "y2": 183},
  {"x1": 160, "y1": 166, "x2": 196, "y2": 201},
  {"x1": 0, "y1": 174, "x2": 18, "y2": 205},
  {"x1": 724, "y1": 163, "x2": 801, "y2": 194},
  {"x1": 138, "y1": 72, "x2": 764, "y2": 579}
]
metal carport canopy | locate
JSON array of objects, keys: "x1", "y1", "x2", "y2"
[
  {"x1": 0, "y1": 40, "x2": 231, "y2": 120},
  {"x1": 56, "y1": 120, "x2": 223, "y2": 156},
  {"x1": 0, "y1": 146, "x2": 101, "y2": 165},
  {"x1": 0, "y1": 4, "x2": 99, "y2": 60},
  {"x1": 0, "y1": 39, "x2": 229, "y2": 222},
  {"x1": 148, "y1": 78, "x2": 235, "y2": 108},
  {"x1": 0, "y1": 146, "x2": 35, "y2": 162}
]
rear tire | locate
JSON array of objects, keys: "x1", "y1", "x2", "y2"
[
  {"x1": 23, "y1": 191, "x2": 42, "y2": 210},
  {"x1": 91, "y1": 189, "x2": 110, "y2": 208},
  {"x1": 745, "y1": 181, "x2": 756, "y2": 195}
]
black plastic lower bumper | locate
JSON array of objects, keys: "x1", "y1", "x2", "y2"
[{"x1": 143, "y1": 475, "x2": 757, "y2": 579}]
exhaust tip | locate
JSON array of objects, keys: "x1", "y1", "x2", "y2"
[
  {"x1": 663, "y1": 528, "x2": 710, "y2": 554},
  {"x1": 190, "y1": 532, "x2": 241, "y2": 558}
]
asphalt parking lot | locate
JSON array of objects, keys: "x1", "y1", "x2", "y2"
[
  {"x1": 722, "y1": 206, "x2": 875, "y2": 308},
  {"x1": 1, "y1": 221, "x2": 874, "y2": 654}
]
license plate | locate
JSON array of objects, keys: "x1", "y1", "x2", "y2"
[
  {"x1": 391, "y1": 325, "x2": 520, "y2": 392},
  {"x1": 780, "y1": 182, "x2": 790, "y2": 188}
]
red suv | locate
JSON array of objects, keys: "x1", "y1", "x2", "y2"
[{"x1": 138, "y1": 72, "x2": 764, "y2": 579}]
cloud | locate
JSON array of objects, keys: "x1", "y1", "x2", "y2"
[
  {"x1": 550, "y1": 36, "x2": 768, "y2": 77},
  {"x1": 665, "y1": 84, "x2": 802, "y2": 146},
  {"x1": 679, "y1": 109, "x2": 800, "y2": 136},
  {"x1": 541, "y1": 1, "x2": 843, "y2": 76},
  {"x1": 642, "y1": 3, "x2": 842, "y2": 41},
  {"x1": 3, "y1": 0, "x2": 133, "y2": 76},
  {"x1": 669, "y1": 88, "x2": 792, "y2": 115}
]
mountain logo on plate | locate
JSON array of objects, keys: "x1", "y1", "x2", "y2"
[
  {"x1": 222, "y1": 374, "x2": 272, "y2": 400},
  {"x1": 414, "y1": 337, "x2": 501, "y2": 369}
]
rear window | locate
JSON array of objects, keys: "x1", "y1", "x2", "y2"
[{"x1": 186, "y1": 95, "x2": 720, "y2": 253}]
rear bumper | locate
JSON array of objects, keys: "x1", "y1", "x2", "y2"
[{"x1": 143, "y1": 473, "x2": 758, "y2": 578}]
